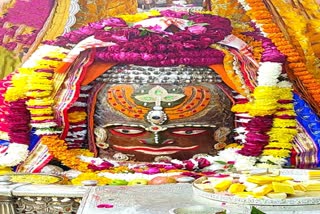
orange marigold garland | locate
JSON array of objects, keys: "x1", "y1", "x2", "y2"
[
  {"x1": 238, "y1": 0, "x2": 320, "y2": 113},
  {"x1": 269, "y1": 0, "x2": 320, "y2": 79},
  {"x1": 40, "y1": 135, "x2": 94, "y2": 172}
]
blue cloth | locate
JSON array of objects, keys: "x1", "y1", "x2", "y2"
[
  {"x1": 0, "y1": 139, "x2": 9, "y2": 146},
  {"x1": 294, "y1": 93, "x2": 320, "y2": 167},
  {"x1": 29, "y1": 128, "x2": 40, "y2": 151}
]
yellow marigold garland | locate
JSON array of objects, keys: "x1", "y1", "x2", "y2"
[
  {"x1": 68, "y1": 111, "x2": 87, "y2": 123},
  {"x1": 262, "y1": 85, "x2": 297, "y2": 158},
  {"x1": 26, "y1": 98, "x2": 55, "y2": 106},
  {"x1": 5, "y1": 68, "x2": 31, "y2": 101},
  {"x1": 23, "y1": 46, "x2": 69, "y2": 130},
  {"x1": 232, "y1": 86, "x2": 279, "y2": 116},
  {"x1": 31, "y1": 116, "x2": 55, "y2": 121},
  {"x1": 261, "y1": 149, "x2": 291, "y2": 158},
  {"x1": 28, "y1": 108, "x2": 53, "y2": 115},
  {"x1": 272, "y1": 117, "x2": 296, "y2": 128},
  {"x1": 26, "y1": 91, "x2": 52, "y2": 98},
  {"x1": 265, "y1": 143, "x2": 293, "y2": 149}
]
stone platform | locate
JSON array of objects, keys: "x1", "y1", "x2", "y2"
[{"x1": 1, "y1": 169, "x2": 320, "y2": 214}]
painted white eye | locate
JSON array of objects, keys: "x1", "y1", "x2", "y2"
[
  {"x1": 113, "y1": 128, "x2": 144, "y2": 135},
  {"x1": 172, "y1": 129, "x2": 207, "y2": 136}
]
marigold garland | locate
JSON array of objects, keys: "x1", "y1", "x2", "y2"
[
  {"x1": 261, "y1": 84, "x2": 297, "y2": 159},
  {"x1": 261, "y1": 149, "x2": 291, "y2": 158},
  {"x1": 24, "y1": 46, "x2": 69, "y2": 132},
  {"x1": 269, "y1": 0, "x2": 320, "y2": 79},
  {"x1": 31, "y1": 116, "x2": 54, "y2": 121},
  {"x1": 5, "y1": 69, "x2": 31, "y2": 101},
  {"x1": 26, "y1": 91, "x2": 52, "y2": 98},
  {"x1": 28, "y1": 108, "x2": 53, "y2": 115},
  {"x1": 0, "y1": 46, "x2": 69, "y2": 166},
  {"x1": 68, "y1": 111, "x2": 87, "y2": 123},
  {"x1": 233, "y1": 32, "x2": 263, "y2": 62},
  {"x1": 26, "y1": 98, "x2": 55, "y2": 106},
  {"x1": 40, "y1": 135, "x2": 94, "y2": 172},
  {"x1": 232, "y1": 59, "x2": 296, "y2": 161},
  {"x1": 238, "y1": 0, "x2": 320, "y2": 112}
]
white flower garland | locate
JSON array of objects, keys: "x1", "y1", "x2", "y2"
[
  {"x1": 257, "y1": 62, "x2": 282, "y2": 86},
  {"x1": 78, "y1": 147, "x2": 258, "y2": 175},
  {"x1": 0, "y1": 143, "x2": 29, "y2": 166},
  {"x1": 237, "y1": 0, "x2": 252, "y2": 12},
  {"x1": 35, "y1": 129, "x2": 62, "y2": 135}
]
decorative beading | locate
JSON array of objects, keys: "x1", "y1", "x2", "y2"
[{"x1": 95, "y1": 65, "x2": 221, "y2": 84}]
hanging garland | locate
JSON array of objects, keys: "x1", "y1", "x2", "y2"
[{"x1": 238, "y1": 0, "x2": 320, "y2": 113}]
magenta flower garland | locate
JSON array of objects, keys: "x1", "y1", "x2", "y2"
[
  {"x1": 232, "y1": 29, "x2": 289, "y2": 158},
  {"x1": 45, "y1": 11, "x2": 232, "y2": 67}
]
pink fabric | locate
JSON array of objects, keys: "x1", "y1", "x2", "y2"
[{"x1": 5, "y1": 0, "x2": 54, "y2": 28}]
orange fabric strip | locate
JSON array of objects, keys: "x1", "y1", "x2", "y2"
[
  {"x1": 54, "y1": 62, "x2": 72, "y2": 73},
  {"x1": 208, "y1": 64, "x2": 238, "y2": 92},
  {"x1": 81, "y1": 61, "x2": 117, "y2": 85}
]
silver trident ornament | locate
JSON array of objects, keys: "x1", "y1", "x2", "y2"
[{"x1": 135, "y1": 86, "x2": 185, "y2": 144}]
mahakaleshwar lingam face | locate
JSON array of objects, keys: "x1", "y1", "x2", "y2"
[{"x1": 91, "y1": 64, "x2": 235, "y2": 162}]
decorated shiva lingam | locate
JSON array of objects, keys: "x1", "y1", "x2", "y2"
[
  {"x1": 0, "y1": 8, "x2": 297, "y2": 178},
  {"x1": 91, "y1": 65, "x2": 234, "y2": 162}
]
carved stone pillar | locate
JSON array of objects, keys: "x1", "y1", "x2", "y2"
[
  {"x1": 15, "y1": 196, "x2": 81, "y2": 214},
  {"x1": 0, "y1": 196, "x2": 16, "y2": 214}
]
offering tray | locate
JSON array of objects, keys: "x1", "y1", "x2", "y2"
[
  {"x1": 193, "y1": 176, "x2": 320, "y2": 206},
  {"x1": 4, "y1": 173, "x2": 65, "y2": 185}
]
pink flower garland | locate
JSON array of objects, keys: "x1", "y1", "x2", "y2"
[
  {"x1": 237, "y1": 116, "x2": 273, "y2": 156},
  {"x1": 45, "y1": 11, "x2": 232, "y2": 67},
  {"x1": 231, "y1": 28, "x2": 288, "y2": 157},
  {"x1": 7, "y1": 99, "x2": 30, "y2": 145}
]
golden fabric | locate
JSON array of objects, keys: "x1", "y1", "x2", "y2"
[
  {"x1": 0, "y1": 47, "x2": 20, "y2": 79},
  {"x1": 209, "y1": 0, "x2": 251, "y2": 30},
  {"x1": 42, "y1": 0, "x2": 71, "y2": 41},
  {"x1": 73, "y1": 0, "x2": 138, "y2": 30},
  {"x1": 0, "y1": 0, "x2": 59, "y2": 78}
]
